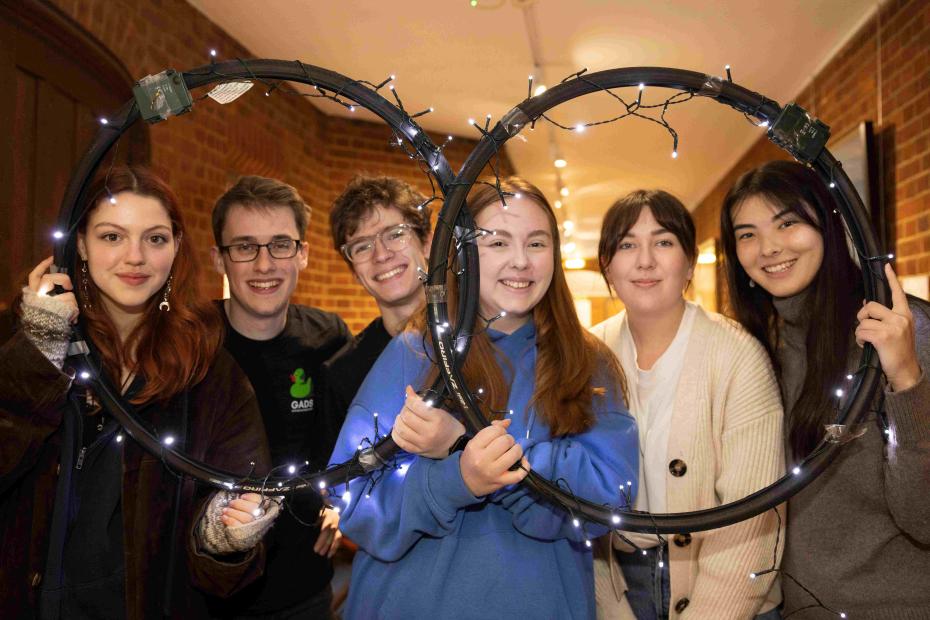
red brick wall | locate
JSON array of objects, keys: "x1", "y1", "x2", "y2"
[
  {"x1": 45, "y1": 0, "x2": 512, "y2": 332},
  {"x1": 692, "y1": 0, "x2": 930, "y2": 285}
]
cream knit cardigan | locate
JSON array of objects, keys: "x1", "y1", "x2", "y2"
[{"x1": 590, "y1": 305, "x2": 785, "y2": 619}]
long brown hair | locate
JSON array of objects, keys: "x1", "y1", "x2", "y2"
[
  {"x1": 414, "y1": 177, "x2": 627, "y2": 436},
  {"x1": 720, "y1": 160, "x2": 862, "y2": 457},
  {"x1": 75, "y1": 166, "x2": 223, "y2": 404}
]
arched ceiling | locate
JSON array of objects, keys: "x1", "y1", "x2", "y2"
[{"x1": 188, "y1": 0, "x2": 878, "y2": 260}]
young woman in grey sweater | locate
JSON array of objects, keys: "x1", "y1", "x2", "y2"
[{"x1": 720, "y1": 160, "x2": 930, "y2": 619}]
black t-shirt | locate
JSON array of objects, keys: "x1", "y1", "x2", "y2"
[
  {"x1": 322, "y1": 317, "x2": 393, "y2": 438},
  {"x1": 221, "y1": 303, "x2": 351, "y2": 468},
  {"x1": 217, "y1": 303, "x2": 350, "y2": 614}
]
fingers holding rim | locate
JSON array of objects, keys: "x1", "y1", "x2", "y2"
[
  {"x1": 491, "y1": 441, "x2": 523, "y2": 472},
  {"x1": 469, "y1": 425, "x2": 506, "y2": 450},
  {"x1": 885, "y1": 263, "x2": 909, "y2": 313},
  {"x1": 28, "y1": 257, "x2": 55, "y2": 288},
  {"x1": 858, "y1": 301, "x2": 894, "y2": 322},
  {"x1": 222, "y1": 506, "x2": 255, "y2": 524},
  {"x1": 391, "y1": 420, "x2": 423, "y2": 453}
]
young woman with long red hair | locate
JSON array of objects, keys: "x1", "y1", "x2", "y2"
[
  {"x1": 329, "y1": 177, "x2": 639, "y2": 619},
  {"x1": 0, "y1": 166, "x2": 278, "y2": 618}
]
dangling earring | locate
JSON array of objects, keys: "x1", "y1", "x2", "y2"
[
  {"x1": 80, "y1": 260, "x2": 92, "y2": 310},
  {"x1": 748, "y1": 279, "x2": 757, "y2": 288},
  {"x1": 159, "y1": 275, "x2": 173, "y2": 312}
]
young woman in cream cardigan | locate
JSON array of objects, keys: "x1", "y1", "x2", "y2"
[{"x1": 591, "y1": 189, "x2": 784, "y2": 620}]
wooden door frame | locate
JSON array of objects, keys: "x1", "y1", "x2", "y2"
[{"x1": 1, "y1": 0, "x2": 150, "y2": 307}]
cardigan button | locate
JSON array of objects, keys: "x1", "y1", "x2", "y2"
[
  {"x1": 674, "y1": 597, "x2": 690, "y2": 613},
  {"x1": 669, "y1": 459, "x2": 687, "y2": 477},
  {"x1": 31, "y1": 572, "x2": 42, "y2": 587},
  {"x1": 673, "y1": 533, "x2": 692, "y2": 547}
]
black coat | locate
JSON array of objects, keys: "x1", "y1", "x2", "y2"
[{"x1": 0, "y1": 326, "x2": 272, "y2": 619}]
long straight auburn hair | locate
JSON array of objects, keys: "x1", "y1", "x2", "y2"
[
  {"x1": 74, "y1": 166, "x2": 223, "y2": 404},
  {"x1": 415, "y1": 177, "x2": 627, "y2": 436},
  {"x1": 720, "y1": 160, "x2": 862, "y2": 457}
]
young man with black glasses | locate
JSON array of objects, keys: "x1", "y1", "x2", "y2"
[
  {"x1": 209, "y1": 175, "x2": 350, "y2": 620},
  {"x1": 323, "y1": 175, "x2": 432, "y2": 426}
]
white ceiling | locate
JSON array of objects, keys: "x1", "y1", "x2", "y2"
[{"x1": 188, "y1": 0, "x2": 878, "y2": 260}]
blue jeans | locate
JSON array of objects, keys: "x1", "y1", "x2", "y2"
[
  {"x1": 618, "y1": 545, "x2": 670, "y2": 620},
  {"x1": 618, "y1": 546, "x2": 782, "y2": 620}
]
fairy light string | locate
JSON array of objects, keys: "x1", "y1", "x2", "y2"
[
  {"x1": 48, "y1": 56, "x2": 488, "y2": 530},
  {"x1": 747, "y1": 508, "x2": 849, "y2": 619},
  {"x1": 524, "y1": 68, "x2": 696, "y2": 159},
  {"x1": 54, "y1": 59, "x2": 890, "y2": 559},
  {"x1": 191, "y1": 53, "x2": 450, "y2": 216},
  {"x1": 371, "y1": 64, "x2": 887, "y2": 620}
]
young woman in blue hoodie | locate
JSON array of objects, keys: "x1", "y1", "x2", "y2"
[{"x1": 330, "y1": 176, "x2": 638, "y2": 619}]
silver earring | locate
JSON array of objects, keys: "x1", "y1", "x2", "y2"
[
  {"x1": 80, "y1": 260, "x2": 92, "y2": 310},
  {"x1": 748, "y1": 279, "x2": 756, "y2": 288},
  {"x1": 159, "y1": 275, "x2": 173, "y2": 312}
]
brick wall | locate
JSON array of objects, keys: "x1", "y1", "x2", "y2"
[
  {"x1": 306, "y1": 115, "x2": 505, "y2": 331},
  {"x1": 692, "y1": 0, "x2": 930, "y2": 292},
  {"x1": 46, "y1": 0, "x2": 512, "y2": 332}
]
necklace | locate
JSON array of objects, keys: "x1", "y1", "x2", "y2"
[{"x1": 82, "y1": 386, "x2": 105, "y2": 430}]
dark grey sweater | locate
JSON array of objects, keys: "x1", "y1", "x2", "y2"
[{"x1": 774, "y1": 294, "x2": 930, "y2": 619}]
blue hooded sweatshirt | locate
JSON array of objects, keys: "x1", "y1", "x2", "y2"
[{"x1": 329, "y1": 321, "x2": 638, "y2": 619}]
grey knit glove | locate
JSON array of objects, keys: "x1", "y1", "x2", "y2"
[
  {"x1": 197, "y1": 492, "x2": 281, "y2": 555},
  {"x1": 20, "y1": 286, "x2": 75, "y2": 370}
]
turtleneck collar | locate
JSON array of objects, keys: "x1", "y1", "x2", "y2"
[
  {"x1": 772, "y1": 287, "x2": 812, "y2": 331},
  {"x1": 770, "y1": 288, "x2": 813, "y2": 416}
]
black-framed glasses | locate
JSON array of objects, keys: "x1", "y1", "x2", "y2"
[
  {"x1": 341, "y1": 224, "x2": 415, "y2": 264},
  {"x1": 220, "y1": 239, "x2": 302, "y2": 263}
]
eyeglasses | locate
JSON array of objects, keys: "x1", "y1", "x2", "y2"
[
  {"x1": 341, "y1": 224, "x2": 415, "y2": 264},
  {"x1": 220, "y1": 239, "x2": 302, "y2": 263}
]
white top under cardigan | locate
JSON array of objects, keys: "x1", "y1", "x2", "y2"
[
  {"x1": 590, "y1": 304, "x2": 786, "y2": 620},
  {"x1": 623, "y1": 302, "x2": 697, "y2": 516}
]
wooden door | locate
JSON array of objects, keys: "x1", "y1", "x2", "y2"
[{"x1": 0, "y1": 0, "x2": 149, "y2": 310}]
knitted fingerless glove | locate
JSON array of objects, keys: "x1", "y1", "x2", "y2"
[
  {"x1": 197, "y1": 492, "x2": 281, "y2": 555},
  {"x1": 20, "y1": 287, "x2": 75, "y2": 370}
]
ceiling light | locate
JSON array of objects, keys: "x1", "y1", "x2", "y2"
[
  {"x1": 553, "y1": 158, "x2": 567, "y2": 168},
  {"x1": 554, "y1": 200, "x2": 562, "y2": 209},
  {"x1": 560, "y1": 187, "x2": 569, "y2": 197},
  {"x1": 564, "y1": 257, "x2": 586, "y2": 270}
]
